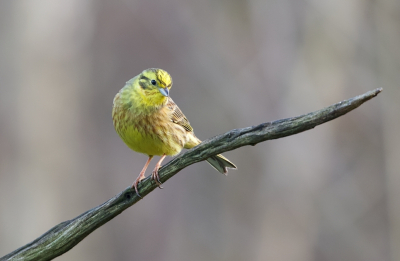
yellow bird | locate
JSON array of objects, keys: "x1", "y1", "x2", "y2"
[{"x1": 112, "y1": 68, "x2": 236, "y2": 197}]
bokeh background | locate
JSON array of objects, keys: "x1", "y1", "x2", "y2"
[{"x1": 0, "y1": 1, "x2": 399, "y2": 260}]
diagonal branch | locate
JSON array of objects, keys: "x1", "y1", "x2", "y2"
[{"x1": 1, "y1": 88, "x2": 382, "y2": 261}]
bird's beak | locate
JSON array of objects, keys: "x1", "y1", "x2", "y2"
[{"x1": 159, "y1": 87, "x2": 169, "y2": 97}]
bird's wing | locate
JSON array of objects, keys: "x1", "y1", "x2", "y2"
[{"x1": 166, "y1": 98, "x2": 194, "y2": 132}]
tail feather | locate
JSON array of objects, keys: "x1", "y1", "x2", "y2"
[
  {"x1": 206, "y1": 154, "x2": 237, "y2": 175},
  {"x1": 186, "y1": 135, "x2": 236, "y2": 175}
]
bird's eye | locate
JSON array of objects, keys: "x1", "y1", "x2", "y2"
[{"x1": 151, "y1": 80, "x2": 157, "y2": 85}]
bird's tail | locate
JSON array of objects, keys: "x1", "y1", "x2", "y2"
[
  {"x1": 186, "y1": 134, "x2": 237, "y2": 174},
  {"x1": 206, "y1": 154, "x2": 237, "y2": 175}
]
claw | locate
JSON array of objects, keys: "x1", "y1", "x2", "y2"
[
  {"x1": 131, "y1": 176, "x2": 144, "y2": 198},
  {"x1": 151, "y1": 169, "x2": 163, "y2": 189},
  {"x1": 131, "y1": 156, "x2": 153, "y2": 199},
  {"x1": 151, "y1": 154, "x2": 166, "y2": 189}
]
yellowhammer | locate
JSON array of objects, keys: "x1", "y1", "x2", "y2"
[{"x1": 112, "y1": 68, "x2": 236, "y2": 197}]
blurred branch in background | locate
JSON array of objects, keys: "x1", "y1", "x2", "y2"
[{"x1": 0, "y1": 88, "x2": 382, "y2": 261}]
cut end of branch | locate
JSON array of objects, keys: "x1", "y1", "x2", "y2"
[{"x1": 373, "y1": 87, "x2": 383, "y2": 95}]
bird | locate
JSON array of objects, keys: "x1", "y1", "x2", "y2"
[{"x1": 112, "y1": 68, "x2": 236, "y2": 197}]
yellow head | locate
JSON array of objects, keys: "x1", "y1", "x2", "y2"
[
  {"x1": 118, "y1": 68, "x2": 173, "y2": 114},
  {"x1": 134, "y1": 68, "x2": 172, "y2": 105}
]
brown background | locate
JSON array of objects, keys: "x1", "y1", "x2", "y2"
[{"x1": 0, "y1": 1, "x2": 399, "y2": 261}]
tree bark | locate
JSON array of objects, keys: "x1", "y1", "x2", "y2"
[{"x1": 0, "y1": 88, "x2": 382, "y2": 261}]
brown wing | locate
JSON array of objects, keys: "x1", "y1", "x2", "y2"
[{"x1": 166, "y1": 98, "x2": 193, "y2": 132}]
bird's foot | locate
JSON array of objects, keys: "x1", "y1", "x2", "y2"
[
  {"x1": 151, "y1": 169, "x2": 163, "y2": 189},
  {"x1": 131, "y1": 175, "x2": 145, "y2": 198}
]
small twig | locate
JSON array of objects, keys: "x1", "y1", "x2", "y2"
[{"x1": 0, "y1": 88, "x2": 382, "y2": 261}]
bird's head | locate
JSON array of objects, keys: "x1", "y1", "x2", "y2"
[{"x1": 135, "y1": 68, "x2": 172, "y2": 106}]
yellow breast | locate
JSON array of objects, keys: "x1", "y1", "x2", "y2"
[
  {"x1": 120, "y1": 124, "x2": 180, "y2": 156},
  {"x1": 113, "y1": 105, "x2": 185, "y2": 156}
]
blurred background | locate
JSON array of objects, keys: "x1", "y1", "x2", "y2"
[{"x1": 0, "y1": 0, "x2": 398, "y2": 260}]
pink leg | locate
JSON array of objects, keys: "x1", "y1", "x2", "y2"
[
  {"x1": 131, "y1": 156, "x2": 153, "y2": 197},
  {"x1": 151, "y1": 154, "x2": 166, "y2": 188}
]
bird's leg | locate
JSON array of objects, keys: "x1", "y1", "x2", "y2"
[
  {"x1": 151, "y1": 154, "x2": 166, "y2": 188},
  {"x1": 131, "y1": 156, "x2": 153, "y2": 198}
]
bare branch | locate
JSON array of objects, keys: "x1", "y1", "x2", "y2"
[{"x1": 1, "y1": 88, "x2": 382, "y2": 261}]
